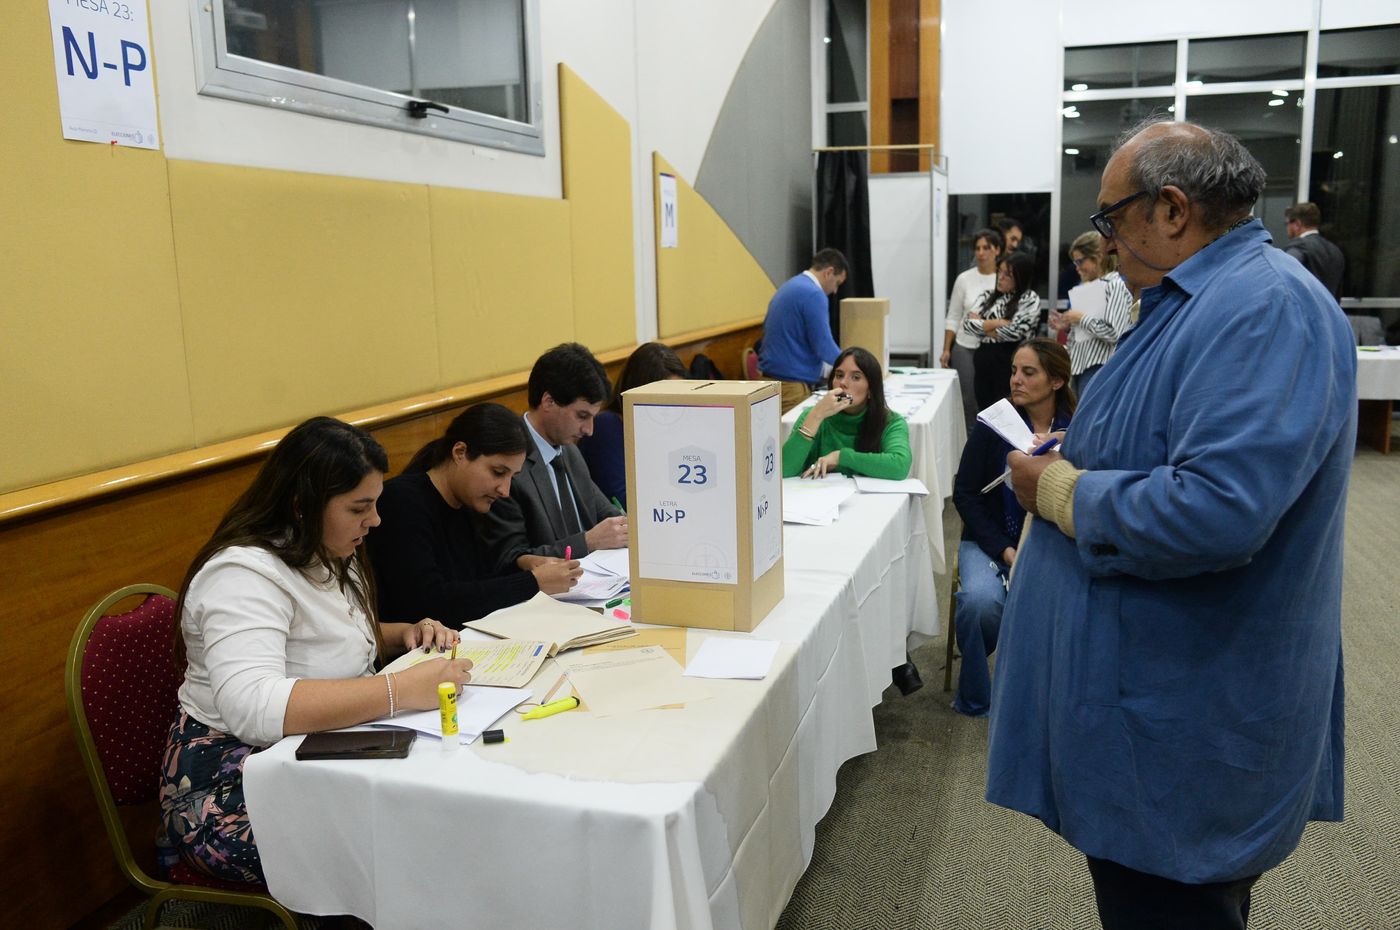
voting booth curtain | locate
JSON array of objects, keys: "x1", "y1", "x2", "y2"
[{"x1": 816, "y1": 151, "x2": 875, "y2": 344}]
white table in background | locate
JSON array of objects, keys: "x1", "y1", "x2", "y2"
[
  {"x1": 781, "y1": 368, "x2": 966, "y2": 572},
  {"x1": 244, "y1": 491, "x2": 936, "y2": 930},
  {"x1": 1356, "y1": 346, "x2": 1400, "y2": 454}
]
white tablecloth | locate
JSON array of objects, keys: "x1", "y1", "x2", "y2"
[
  {"x1": 244, "y1": 492, "x2": 937, "y2": 930},
  {"x1": 1357, "y1": 347, "x2": 1400, "y2": 400},
  {"x1": 780, "y1": 369, "x2": 967, "y2": 572}
]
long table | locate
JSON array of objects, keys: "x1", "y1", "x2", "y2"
[
  {"x1": 1357, "y1": 346, "x2": 1400, "y2": 454},
  {"x1": 781, "y1": 368, "x2": 966, "y2": 572},
  {"x1": 244, "y1": 490, "x2": 937, "y2": 930}
]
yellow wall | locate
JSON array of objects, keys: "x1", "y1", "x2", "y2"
[
  {"x1": 0, "y1": 7, "x2": 636, "y2": 494},
  {"x1": 653, "y1": 153, "x2": 776, "y2": 339}
]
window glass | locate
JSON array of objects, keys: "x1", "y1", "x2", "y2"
[
  {"x1": 1186, "y1": 33, "x2": 1305, "y2": 84},
  {"x1": 1184, "y1": 92, "x2": 1302, "y2": 245},
  {"x1": 1059, "y1": 97, "x2": 1172, "y2": 266},
  {"x1": 826, "y1": 111, "x2": 868, "y2": 146},
  {"x1": 1317, "y1": 25, "x2": 1400, "y2": 78},
  {"x1": 1310, "y1": 86, "x2": 1400, "y2": 298},
  {"x1": 201, "y1": 0, "x2": 541, "y2": 152},
  {"x1": 827, "y1": 0, "x2": 867, "y2": 104},
  {"x1": 1063, "y1": 42, "x2": 1175, "y2": 92}
]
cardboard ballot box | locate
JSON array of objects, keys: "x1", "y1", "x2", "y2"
[
  {"x1": 840, "y1": 297, "x2": 891, "y2": 372},
  {"x1": 623, "y1": 380, "x2": 784, "y2": 632}
]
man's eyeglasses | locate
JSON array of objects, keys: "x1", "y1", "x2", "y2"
[{"x1": 1089, "y1": 190, "x2": 1150, "y2": 239}]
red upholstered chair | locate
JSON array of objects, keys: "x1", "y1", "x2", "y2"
[
  {"x1": 65, "y1": 584, "x2": 301, "y2": 930},
  {"x1": 742, "y1": 347, "x2": 762, "y2": 381}
]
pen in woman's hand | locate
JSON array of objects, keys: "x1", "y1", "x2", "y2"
[{"x1": 981, "y1": 436, "x2": 1061, "y2": 494}]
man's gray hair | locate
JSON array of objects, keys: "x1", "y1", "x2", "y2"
[{"x1": 1115, "y1": 118, "x2": 1266, "y2": 230}]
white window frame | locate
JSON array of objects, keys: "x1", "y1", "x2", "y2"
[{"x1": 187, "y1": 0, "x2": 546, "y2": 155}]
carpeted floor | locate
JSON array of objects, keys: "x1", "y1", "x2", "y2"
[
  {"x1": 111, "y1": 443, "x2": 1399, "y2": 930},
  {"x1": 775, "y1": 441, "x2": 1400, "y2": 930}
]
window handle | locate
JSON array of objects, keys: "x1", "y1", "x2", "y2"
[{"x1": 406, "y1": 99, "x2": 449, "y2": 119}]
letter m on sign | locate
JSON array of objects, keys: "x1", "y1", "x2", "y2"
[{"x1": 63, "y1": 27, "x2": 99, "y2": 79}]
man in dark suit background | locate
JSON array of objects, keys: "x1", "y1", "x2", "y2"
[
  {"x1": 481, "y1": 343, "x2": 628, "y2": 573},
  {"x1": 1283, "y1": 202, "x2": 1345, "y2": 300}
]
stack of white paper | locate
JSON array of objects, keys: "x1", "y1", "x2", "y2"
[
  {"x1": 555, "y1": 547, "x2": 630, "y2": 605},
  {"x1": 782, "y1": 475, "x2": 858, "y2": 525},
  {"x1": 853, "y1": 476, "x2": 929, "y2": 496},
  {"x1": 374, "y1": 685, "x2": 531, "y2": 745},
  {"x1": 683, "y1": 638, "x2": 780, "y2": 680}
]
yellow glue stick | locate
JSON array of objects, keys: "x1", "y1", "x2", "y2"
[{"x1": 438, "y1": 681, "x2": 460, "y2": 751}]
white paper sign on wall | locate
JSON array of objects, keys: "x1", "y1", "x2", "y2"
[
  {"x1": 48, "y1": 0, "x2": 160, "y2": 150},
  {"x1": 658, "y1": 173, "x2": 679, "y2": 248},
  {"x1": 633, "y1": 404, "x2": 736, "y2": 584}
]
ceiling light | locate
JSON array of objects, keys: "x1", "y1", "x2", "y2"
[
  {"x1": 1272, "y1": 89, "x2": 1289, "y2": 97},
  {"x1": 823, "y1": 36, "x2": 831, "y2": 43},
  {"x1": 1167, "y1": 105, "x2": 1176, "y2": 113},
  {"x1": 1333, "y1": 151, "x2": 1344, "y2": 159},
  {"x1": 1064, "y1": 148, "x2": 1080, "y2": 155},
  {"x1": 1390, "y1": 135, "x2": 1398, "y2": 144},
  {"x1": 1268, "y1": 99, "x2": 1284, "y2": 107},
  {"x1": 1071, "y1": 83, "x2": 1088, "y2": 91},
  {"x1": 1061, "y1": 106, "x2": 1080, "y2": 118},
  {"x1": 1186, "y1": 80, "x2": 1203, "y2": 88}
]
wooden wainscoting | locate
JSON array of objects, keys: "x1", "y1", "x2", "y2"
[{"x1": 1, "y1": 320, "x2": 761, "y2": 929}]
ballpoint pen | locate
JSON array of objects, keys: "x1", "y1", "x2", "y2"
[{"x1": 981, "y1": 436, "x2": 1062, "y2": 494}]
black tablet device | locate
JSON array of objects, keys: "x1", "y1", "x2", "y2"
[{"x1": 295, "y1": 728, "x2": 417, "y2": 760}]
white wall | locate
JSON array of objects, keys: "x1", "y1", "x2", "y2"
[
  {"x1": 1060, "y1": 0, "x2": 1313, "y2": 45},
  {"x1": 940, "y1": 0, "x2": 1400, "y2": 200},
  {"x1": 149, "y1": 0, "x2": 780, "y2": 342},
  {"x1": 1320, "y1": 0, "x2": 1400, "y2": 30},
  {"x1": 940, "y1": 0, "x2": 1060, "y2": 194}
]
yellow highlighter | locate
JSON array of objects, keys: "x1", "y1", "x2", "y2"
[{"x1": 522, "y1": 696, "x2": 580, "y2": 721}]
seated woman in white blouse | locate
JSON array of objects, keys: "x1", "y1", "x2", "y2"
[{"x1": 157, "y1": 416, "x2": 474, "y2": 885}]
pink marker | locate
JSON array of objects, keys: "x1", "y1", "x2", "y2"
[{"x1": 564, "y1": 545, "x2": 572, "y2": 561}]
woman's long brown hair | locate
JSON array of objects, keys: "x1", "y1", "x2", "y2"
[{"x1": 175, "y1": 417, "x2": 390, "y2": 662}]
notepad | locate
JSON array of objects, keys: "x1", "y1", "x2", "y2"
[
  {"x1": 466, "y1": 591, "x2": 637, "y2": 655},
  {"x1": 379, "y1": 639, "x2": 550, "y2": 688},
  {"x1": 976, "y1": 398, "x2": 1036, "y2": 452}
]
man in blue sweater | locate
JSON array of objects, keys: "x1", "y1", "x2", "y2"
[{"x1": 758, "y1": 248, "x2": 848, "y2": 412}]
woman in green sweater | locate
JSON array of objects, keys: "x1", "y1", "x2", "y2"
[{"x1": 782, "y1": 346, "x2": 912, "y2": 480}]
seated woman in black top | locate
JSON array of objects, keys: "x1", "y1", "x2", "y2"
[
  {"x1": 578, "y1": 341, "x2": 688, "y2": 504},
  {"x1": 368, "y1": 403, "x2": 581, "y2": 628},
  {"x1": 951, "y1": 338, "x2": 1075, "y2": 716}
]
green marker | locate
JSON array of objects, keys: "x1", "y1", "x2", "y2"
[
  {"x1": 605, "y1": 596, "x2": 630, "y2": 609},
  {"x1": 612, "y1": 496, "x2": 627, "y2": 514}
]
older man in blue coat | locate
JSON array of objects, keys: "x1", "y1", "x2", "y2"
[{"x1": 992, "y1": 120, "x2": 1355, "y2": 929}]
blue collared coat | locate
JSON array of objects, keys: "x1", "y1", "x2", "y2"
[{"x1": 986, "y1": 220, "x2": 1356, "y2": 883}]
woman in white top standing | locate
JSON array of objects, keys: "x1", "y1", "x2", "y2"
[
  {"x1": 158, "y1": 416, "x2": 474, "y2": 885},
  {"x1": 942, "y1": 227, "x2": 1004, "y2": 433},
  {"x1": 1049, "y1": 230, "x2": 1134, "y2": 398}
]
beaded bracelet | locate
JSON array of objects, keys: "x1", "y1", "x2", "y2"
[{"x1": 385, "y1": 672, "x2": 397, "y2": 719}]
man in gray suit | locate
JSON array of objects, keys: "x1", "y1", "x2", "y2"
[
  {"x1": 1283, "y1": 202, "x2": 1344, "y2": 300},
  {"x1": 481, "y1": 343, "x2": 629, "y2": 573}
]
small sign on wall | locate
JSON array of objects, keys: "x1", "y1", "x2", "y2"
[
  {"x1": 659, "y1": 172, "x2": 679, "y2": 248},
  {"x1": 48, "y1": 0, "x2": 160, "y2": 150}
]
